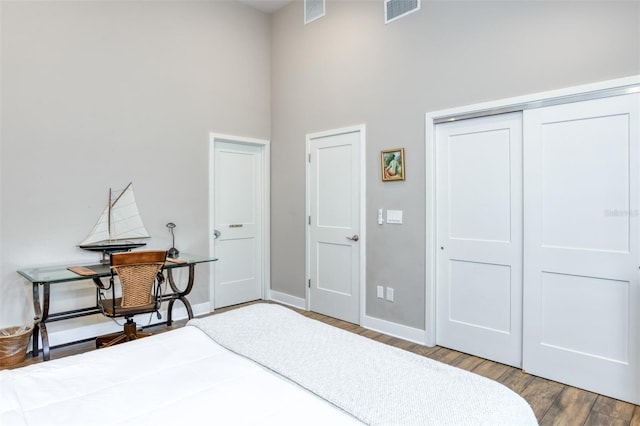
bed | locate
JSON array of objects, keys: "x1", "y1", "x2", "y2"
[{"x1": 0, "y1": 303, "x2": 537, "y2": 425}]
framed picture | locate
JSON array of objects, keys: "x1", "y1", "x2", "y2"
[{"x1": 381, "y1": 148, "x2": 405, "y2": 181}]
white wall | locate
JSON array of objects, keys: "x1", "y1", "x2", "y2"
[
  {"x1": 2, "y1": 0, "x2": 639, "y2": 338},
  {"x1": 0, "y1": 0, "x2": 271, "y2": 329},
  {"x1": 270, "y1": 0, "x2": 640, "y2": 329}
]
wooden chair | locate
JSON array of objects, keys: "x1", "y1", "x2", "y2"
[{"x1": 95, "y1": 250, "x2": 167, "y2": 348}]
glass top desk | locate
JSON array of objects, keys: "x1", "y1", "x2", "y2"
[{"x1": 18, "y1": 253, "x2": 216, "y2": 361}]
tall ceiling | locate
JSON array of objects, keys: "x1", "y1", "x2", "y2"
[{"x1": 236, "y1": 0, "x2": 293, "y2": 14}]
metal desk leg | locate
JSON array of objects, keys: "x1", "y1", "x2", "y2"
[
  {"x1": 31, "y1": 282, "x2": 51, "y2": 361},
  {"x1": 31, "y1": 283, "x2": 40, "y2": 358},
  {"x1": 165, "y1": 264, "x2": 195, "y2": 326}
]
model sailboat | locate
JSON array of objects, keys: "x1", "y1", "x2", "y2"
[{"x1": 79, "y1": 182, "x2": 149, "y2": 257}]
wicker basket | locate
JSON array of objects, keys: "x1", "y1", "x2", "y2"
[{"x1": 0, "y1": 325, "x2": 32, "y2": 367}]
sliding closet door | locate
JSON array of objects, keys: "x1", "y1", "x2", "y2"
[
  {"x1": 523, "y1": 93, "x2": 639, "y2": 404},
  {"x1": 436, "y1": 113, "x2": 523, "y2": 368}
]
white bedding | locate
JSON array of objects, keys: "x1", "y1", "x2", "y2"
[
  {"x1": 0, "y1": 325, "x2": 361, "y2": 425},
  {"x1": 1, "y1": 304, "x2": 538, "y2": 426},
  {"x1": 190, "y1": 304, "x2": 538, "y2": 426}
]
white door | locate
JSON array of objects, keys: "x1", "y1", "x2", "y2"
[
  {"x1": 523, "y1": 94, "x2": 639, "y2": 404},
  {"x1": 307, "y1": 128, "x2": 363, "y2": 324},
  {"x1": 436, "y1": 113, "x2": 523, "y2": 368},
  {"x1": 211, "y1": 139, "x2": 266, "y2": 309}
]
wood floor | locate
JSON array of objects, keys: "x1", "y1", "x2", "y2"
[{"x1": 7, "y1": 301, "x2": 640, "y2": 426}]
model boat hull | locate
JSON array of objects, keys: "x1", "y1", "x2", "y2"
[{"x1": 79, "y1": 242, "x2": 147, "y2": 253}]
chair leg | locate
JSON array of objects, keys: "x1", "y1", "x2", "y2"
[
  {"x1": 96, "y1": 319, "x2": 153, "y2": 348},
  {"x1": 97, "y1": 333, "x2": 128, "y2": 348},
  {"x1": 132, "y1": 331, "x2": 153, "y2": 339}
]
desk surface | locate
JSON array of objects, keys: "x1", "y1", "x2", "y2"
[{"x1": 18, "y1": 253, "x2": 216, "y2": 284}]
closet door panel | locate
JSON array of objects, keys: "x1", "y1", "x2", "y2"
[
  {"x1": 436, "y1": 112, "x2": 523, "y2": 368},
  {"x1": 523, "y1": 93, "x2": 639, "y2": 405}
]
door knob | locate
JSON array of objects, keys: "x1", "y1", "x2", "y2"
[
  {"x1": 346, "y1": 234, "x2": 359, "y2": 242},
  {"x1": 213, "y1": 229, "x2": 221, "y2": 239}
]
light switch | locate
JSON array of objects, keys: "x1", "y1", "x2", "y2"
[{"x1": 386, "y1": 210, "x2": 403, "y2": 224}]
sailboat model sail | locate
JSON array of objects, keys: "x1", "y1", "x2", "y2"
[{"x1": 79, "y1": 182, "x2": 150, "y2": 252}]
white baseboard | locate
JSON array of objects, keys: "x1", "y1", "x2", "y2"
[
  {"x1": 362, "y1": 314, "x2": 430, "y2": 346},
  {"x1": 44, "y1": 302, "x2": 211, "y2": 348},
  {"x1": 268, "y1": 290, "x2": 306, "y2": 310},
  {"x1": 267, "y1": 291, "x2": 429, "y2": 346}
]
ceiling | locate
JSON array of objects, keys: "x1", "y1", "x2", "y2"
[{"x1": 236, "y1": 0, "x2": 293, "y2": 14}]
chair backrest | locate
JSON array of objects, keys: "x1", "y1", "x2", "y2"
[{"x1": 110, "y1": 250, "x2": 167, "y2": 308}]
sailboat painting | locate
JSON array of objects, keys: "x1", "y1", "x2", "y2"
[{"x1": 78, "y1": 182, "x2": 150, "y2": 255}]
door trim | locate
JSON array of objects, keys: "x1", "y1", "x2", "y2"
[
  {"x1": 425, "y1": 75, "x2": 640, "y2": 347},
  {"x1": 305, "y1": 124, "x2": 367, "y2": 325},
  {"x1": 208, "y1": 133, "x2": 271, "y2": 310}
]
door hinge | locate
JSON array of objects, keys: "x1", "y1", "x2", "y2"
[
  {"x1": 308, "y1": 216, "x2": 311, "y2": 225},
  {"x1": 308, "y1": 278, "x2": 311, "y2": 288},
  {"x1": 308, "y1": 153, "x2": 311, "y2": 162}
]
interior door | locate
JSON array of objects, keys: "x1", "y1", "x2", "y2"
[
  {"x1": 523, "y1": 93, "x2": 639, "y2": 404},
  {"x1": 212, "y1": 141, "x2": 264, "y2": 309},
  {"x1": 436, "y1": 112, "x2": 523, "y2": 368},
  {"x1": 307, "y1": 128, "x2": 362, "y2": 324}
]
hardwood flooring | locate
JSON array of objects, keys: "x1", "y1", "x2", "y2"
[{"x1": 6, "y1": 301, "x2": 640, "y2": 426}]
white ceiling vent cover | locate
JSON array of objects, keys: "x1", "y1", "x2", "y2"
[
  {"x1": 385, "y1": 0, "x2": 420, "y2": 24},
  {"x1": 305, "y1": 0, "x2": 325, "y2": 24}
]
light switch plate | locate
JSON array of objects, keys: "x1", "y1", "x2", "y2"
[
  {"x1": 386, "y1": 210, "x2": 403, "y2": 224},
  {"x1": 386, "y1": 287, "x2": 394, "y2": 302}
]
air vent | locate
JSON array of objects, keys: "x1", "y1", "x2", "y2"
[
  {"x1": 304, "y1": 0, "x2": 325, "y2": 24},
  {"x1": 385, "y1": 0, "x2": 420, "y2": 24}
]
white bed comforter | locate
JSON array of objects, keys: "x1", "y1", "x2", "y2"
[
  {"x1": 0, "y1": 323, "x2": 361, "y2": 425},
  {"x1": 1, "y1": 303, "x2": 538, "y2": 425},
  {"x1": 189, "y1": 304, "x2": 538, "y2": 426}
]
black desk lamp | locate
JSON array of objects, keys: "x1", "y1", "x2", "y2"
[{"x1": 166, "y1": 222, "x2": 179, "y2": 258}]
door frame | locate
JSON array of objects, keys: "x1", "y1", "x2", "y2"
[
  {"x1": 425, "y1": 75, "x2": 640, "y2": 347},
  {"x1": 305, "y1": 124, "x2": 367, "y2": 325},
  {"x1": 208, "y1": 133, "x2": 271, "y2": 311}
]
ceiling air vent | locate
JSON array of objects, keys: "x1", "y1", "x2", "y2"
[
  {"x1": 305, "y1": 0, "x2": 325, "y2": 24},
  {"x1": 385, "y1": 0, "x2": 420, "y2": 24}
]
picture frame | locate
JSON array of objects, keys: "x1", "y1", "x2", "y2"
[{"x1": 381, "y1": 148, "x2": 405, "y2": 181}]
